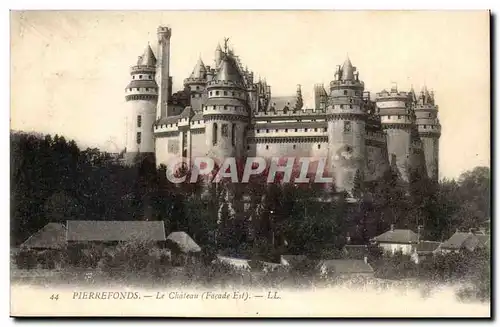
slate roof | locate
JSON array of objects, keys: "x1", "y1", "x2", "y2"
[
  {"x1": 66, "y1": 221, "x2": 166, "y2": 242},
  {"x1": 20, "y1": 223, "x2": 67, "y2": 250},
  {"x1": 156, "y1": 115, "x2": 181, "y2": 126},
  {"x1": 415, "y1": 241, "x2": 441, "y2": 254},
  {"x1": 280, "y1": 255, "x2": 308, "y2": 266},
  {"x1": 374, "y1": 229, "x2": 418, "y2": 244},
  {"x1": 475, "y1": 234, "x2": 490, "y2": 247},
  {"x1": 269, "y1": 96, "x2": 297, "y2": 111},
  {"x1": 342, "y1": 245, "x2": 369, "y2": 260},
  {"x1": 440, "y1": 232, "x2": 482, "y2": 250},
  {"x1": 320, "y1": 259, "x2": 374, "y2": 274},
  {"x1": 166, "y1": 232, "x2": 201, "y2": 253}
]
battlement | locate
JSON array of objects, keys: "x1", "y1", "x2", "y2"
[
  {"x1": 254, "y1": 108, "x2": 326, "y2": 117},
  {"x1": 414, "y1": 104, "x2": 439, "y2": 111},
  {"x1": 130, "y1": 65, "x2": 156, "y2": 74},
  {"x1": 330, "y1": 80, "x2": 365, "y2": 89},
  {"x1": 157, "y1": 26, "x2": 172, "y2": 38},
  {"x1": 376, "y1": 90, "x2": 411, "y2": 100},
  {"x1": 207, "y1": 79, "x2": 245, "y2": 89},
  {"x1": 184, "y1": 77, "x2": 207, "y2": 85}
]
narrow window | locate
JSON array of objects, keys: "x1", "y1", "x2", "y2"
[
  {"x1": 224, "y1": 91, "x2": 228, "y2": 96},
  {"x1": 324, "y1": 128, "x2": 327, "y2": 132},
  {"x1": 266, "y1": 129, "x2": 269, "y2": 133},
  {"x1": 137, "y1": 115, "x2": 142, "y2": 128},
  {"x1": 275, "y1": 129, "x2": 279, "y2": 132},
  {"x1": 285, "y1": 129, "x2": 288, "y2": 132},
  {"x1": 221, "y1": 124, "x2": 229, "y2": 137},
  {"x1": 136, "y1": 132, "x2": 141, "y2": 144},
  {"x1": 266, "y1": 145, "x2": 269, "y2": 150},
  {"x1": 216, "y1": 91, "x2": 220, "y2": 96},
  {"x1": 196, "y1": 86, "x2": 200, "y2": 90},
  {"x1": 344, "y1": 121, "x2": 352, "y2": 133},
  {"x1": 213, "y1": 123, "x2": 218, "y2": 145},
  {"x1": 295, "y1": 129, "x2": 298, "y2": 132},
  {"x1": 231, "y1": 124, "x2": 236, "y2": 146},
  {"x1": 305, "y1": 128, "x2": 308, "y2": 132},
  {"x1": 293, "y1": 145, "x2": 296, "y2": 149},
  {"x1": 388, "y1": 115, "x2": 392, "y2": 119},
  {"x1": 318, "y1": 144, "x2": 321, "y2": 149},
  {"x1": 344, "y1": 90, "x2": 348, "y2": 96},
  {"x1": 314, "y1": 128, "x2": 318, "y2": 132}
]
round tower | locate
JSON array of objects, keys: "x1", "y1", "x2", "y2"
[
  {"x1": 184, "y1": 57, "x2": 207, "y2": 112},
  {"x1": 327, "y1": 57, "x2": 366, "y2": 195},
  {"x1": 124, "y1": 44, "x2": 158, "y2": 166},
  {"x1": 375, "y1": 84, "x2": 413, "y2": 182},
  {"x1": 203, "y1": 49, "x2": 249, "y2": 164},
  {"x1": 414, "y1": 86, "x2": 441, "y2": 181}
]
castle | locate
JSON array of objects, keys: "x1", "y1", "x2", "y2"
[{"x1": 124, "y1": 26, "x2": 441, "y2": 194}]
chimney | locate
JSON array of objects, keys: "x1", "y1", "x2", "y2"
[
  {"x1": 364, "y1": 256, "x2": 368, "y2": 264},
  {"x1": 346, "y1": 233, "x2": 351, "y2": 244},
  {"x1": 390, "y1": 224, "x2": 395, "y2": 232}
]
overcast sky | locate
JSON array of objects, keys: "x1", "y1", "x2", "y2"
[{"x1": 11, "y1": 11, "x2": 490, "y2": 179}]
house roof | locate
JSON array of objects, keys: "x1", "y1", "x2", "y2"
[
  {"x1": 475, "y1": 234, "x2": 490, "y2": 247},
  {"x1": 66, "y1": 221, "x2": 166, "y2": 242},
  {"x1": 216, "y1": 255, "x2": 250, "y2": 269},
  {"x1": 374, "y1": 229, "x2": 418, "y2": 244},
  {"x1": 166, "y1": 232, "x2": 201, "y2": 253},
  {"x1": 20, "y1": 223, "x2": 67, "y2": 250},
  {"x1": 415, "y1": 241, "x2": 441, "y2": 253},
  {"x1": 281, "y1": 255, "x2": 308, "y2": 265},
  {"x1": 342, "y1": 245, "x2": 368, "y2": 259},
  {"x1": 440, "y1": 232, "x2": 481, "y2": 250},
  {"x1": 320, "y1": 259, "x2": 374, "y2": 274}
]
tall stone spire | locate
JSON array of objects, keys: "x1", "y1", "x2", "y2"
[{"x1": 341, "y1": 56, "x2": 354, "y2": 81}]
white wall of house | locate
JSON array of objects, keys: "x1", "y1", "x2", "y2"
[{"x1": 379, "y1": 243, "x2": 414, "y2": 255}]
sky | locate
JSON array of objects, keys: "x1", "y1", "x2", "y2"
[{"x1": 10, "y1": 11, "x2": 490, "y2": 180}]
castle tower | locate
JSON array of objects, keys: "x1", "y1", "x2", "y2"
[
  {"x1": 414, "y1": 86, "x2": 441, "y2": 181},
  {"x1": 124, "y1": 44, "x2": 158, "y2": 165},
  {"x1": 184, "y1": 57, "x2": 208, "y2": 112},
  {"x1": 204, "y1": 46, "x2": 249, "y2": 165},
  {"x1": 375, "y1": 84, "x2": 414, "y2": 182},
  {"x1": 156, "y1": 26, "x2": 172, "y2": 119},
  {"x1": 327, "y1": 57, "x2": 366, "y2": 195}
]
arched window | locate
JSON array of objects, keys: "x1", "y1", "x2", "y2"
[
  {"x1": 213, "y1": 123, "x2": 218, "y2": 145},
  {"x1": 232, "y1": 123, "x2": 236, "y2": 146}
]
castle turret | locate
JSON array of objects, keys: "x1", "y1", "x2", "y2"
[
  {"x1": 414, "y1": 86, "x2": 441, "y2": 181},
  {"x1": 124, "y1": 44, "x2": 158, "y2": 165},
  {"x1": 184, "y1": 57, "x2": 208, "y2": 112},
  {"x1": 204, "y1": 46, "x2": 249, "y2": 163},
  {"x1": 327, "y1": 57, "x2": 366, "y2": 195},
  {"x1": 156, "y1": 26, "x2": 172, "y2": 119},
  {"x1": 375, "y1": 84, "x2": 414, "y2": 182},
  {"x1": 214, "y1": 43, "x2": 223, "y2": 68}
]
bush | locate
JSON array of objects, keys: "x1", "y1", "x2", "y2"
[{"x1": 15, "y1": 249, "x2": 37, "y2": 269}]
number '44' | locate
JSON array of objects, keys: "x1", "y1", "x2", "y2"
[{"x1": 50, "y1": 294, "x2": 59, "y2": 300}]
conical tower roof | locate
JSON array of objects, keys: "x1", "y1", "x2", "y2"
[
  {"x1": 137, "y1": 44, "x2": 156, "y2": 66},
  {"x1": 215, "y1": 54, "x2": 243, "y2": 83},
  {"x1": 189, "y1": 57, "x2": 207, "y2": 79},
  {"x1": 341, "y1": 56, "x2": 354, "y2": 81}
]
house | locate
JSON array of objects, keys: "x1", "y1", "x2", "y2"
[
  {"x1": 437, "y1": 231, "x2": 485, "y2": 254},
  {"x1": 411, "y1": 241, "x2": 441, "y2": 264},
  {"x1": 166, "y1": 231, "x2": 202, "y2": 265},
  {"x1": 318, "y1": 259, "x2": 374, "y2": 279},
  {"x1": 19, "y1": 222, "x2": 68, "y2": 269},
  {"x1": 215, "y1": 255, "x2": 251, "y2": 270},
  {"x1": 373, "y1": 225, "x2": 418, "y2": 255},
  {"x1": 341, "y1": 245, "x2": 369, "y2": 260},
  {"x1": 20, "y1": 223, "x2": 67, "y2": 251},
  {"x1": 66, "y1": 220, "x2": 167, "y2": 246},
  {"x1": 280, "y1": 255, "x2": 308, "y2": 267}
]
